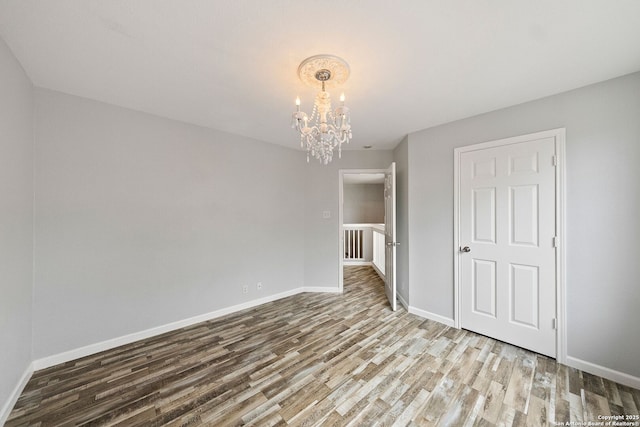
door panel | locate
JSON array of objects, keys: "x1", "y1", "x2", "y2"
[
  {"x1": 459, "y1": 136, "x2": 556, "y2": 357},
  {"x1": 509, "y1": 151, "x2": 539, "y2": 175},
  {"x1": 384, "y1": 162, "x2": 397, "y2": 311},
  {"x1": 473, "y1": 157, "x2": 497, "y2": 179},
  {"x1": 510, "y1": 185, "x2": 538, "y2": 246},
  {"x1": 510, "y1": 263, "x2": 539, "y2": 328},
  {"x1": 472, "y1": 259, "x2": 496, "y2": 317},
  {"x1": 473, "y1": 187, "x2": 496, "y2": 244}
]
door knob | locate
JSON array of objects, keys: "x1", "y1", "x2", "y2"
[{"x1": 460, "y1": 246, "x2": 471, "y2": 253}]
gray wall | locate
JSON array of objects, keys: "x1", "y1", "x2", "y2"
[
  {"x1": 5, "y1": 79, "x2": 394, "y2": 369},
  {"x1": 406, "y1": 71, "x2": 640, "y2": 378},
  {"x1": 33, "y1": 89, "x2": 306, "y2": 359},
  {"x1": 304, "y1": 150, "x2": 394, "y2": 288},
  {"x1": 0, "y1": 38, "x2": 33, "y2": 412},
  {"x1": 393, "y1": 137, "x2": 409, "y2": 304},
  {"x1": 343, "y1": 184, "x2": 384, "y2": 224}
]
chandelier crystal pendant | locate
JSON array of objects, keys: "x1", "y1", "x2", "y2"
[{"x1": 291, "y1": 55, "x2": 352, "y2": 164}]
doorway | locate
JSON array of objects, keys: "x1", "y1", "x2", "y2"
[{"x1": 339, "y1": 163, "x2": 398, "y2": 310}]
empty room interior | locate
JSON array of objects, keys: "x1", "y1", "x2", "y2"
[{"x1": 1, "y1": 1, "x2": 640, "y2": 426}]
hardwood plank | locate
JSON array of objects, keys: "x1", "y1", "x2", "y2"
[
  {"x1": 603, "y1": 378, "x2": 623, "y2": 407},
  {"x1": 583, "y1": 389, "x2": 611, "y2": 420},
  {"x1": 503, "y1": 353, "x2": 536, "y2": 413},
  {"x1": 480, "y1": 380, "x2": 506, "y2": 424},
  {"x1": 554, "y1": 397, "x2": 570, "y2": 425},
  {"x1": 525, "y1": 395, "x2": 548, "y2": 427},
  {"x1": 569, "y1": 391, "x2": 585, "y2": 423},
  {"x1": 436, "y1": 384, "x2": 481, "y2": 426},
  {"x1": 621, "y1": 389, "x2": 639, "y2": 414}
]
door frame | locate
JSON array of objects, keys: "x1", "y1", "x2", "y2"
[
  {"x1": 338, "y1": 168, "x2": 387, "y2": 292},
  {"x1": 453, "y1": 128, "x2": 567, "y2": 363}
]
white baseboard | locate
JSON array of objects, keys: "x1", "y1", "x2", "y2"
[
  {"x1": 33, "y1": 287, "x2": 311, "y2": 370},
  {"x1": 302, "y1": 286, "x2": 342, "y2": 293},
  {"x1": 343, "y1": 261, "x2": 372, "y2": 266},
  {"x1": 566, "y1": 356, "x2": 640, "y2": 390},
  {"x1": 0, "y1": 362, "x2": 34, "y2": 425},
  {"x1": 408, "y1": 306, "x2": 455, "y2": 327},
  {"x1": 397, "y1": 292, "x2": 409, "y2": 310}
]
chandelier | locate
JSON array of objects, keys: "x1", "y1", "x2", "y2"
[{"x1": 291, "y1": 55, "x2": 352, "y2": 164}]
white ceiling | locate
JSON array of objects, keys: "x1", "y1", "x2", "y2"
[{"x1": 1, "y1": 1, "x2": 639, "y2": 151}]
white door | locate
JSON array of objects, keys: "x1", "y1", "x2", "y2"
[
  {"x1": 384, "y1": 162, "x2": 397, "y2": 311},
  {"x1": 458, "y1": 136, "x2": 557, "y2": 357}
]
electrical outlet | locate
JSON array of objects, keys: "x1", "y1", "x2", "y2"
[
  {"x1": 242, "y1": 285, "x2": 248, "y2": 294},
  {"x1": 257, "y1": 282, "x2": 262, "y2": 290}
]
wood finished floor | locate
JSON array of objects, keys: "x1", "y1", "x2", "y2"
[{"x1": 7, "y1": 266, "x2": 640, "y2": 426}]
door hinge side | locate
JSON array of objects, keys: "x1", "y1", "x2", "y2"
[
  {"x1": 552, "y1": 318, "x2": 557, "y2": 330},
  {"x1": 553, "y1": 236, "x2": 559, "y2": 248},
  {"x1": 552, "y1": 155, "x2": 558, "y2": 166}
]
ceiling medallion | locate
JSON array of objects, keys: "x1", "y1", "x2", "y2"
[{"x1": 291, "y1": 54, "x2": 352, "y2": 164}]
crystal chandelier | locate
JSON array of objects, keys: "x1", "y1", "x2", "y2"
[{"x1": 292, "y1": 55, "x2": 352, "y2": 164}]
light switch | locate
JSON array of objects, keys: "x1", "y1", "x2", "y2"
[{"x1": 322, "y1": 210, "x2": 331, "y2": 219}]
